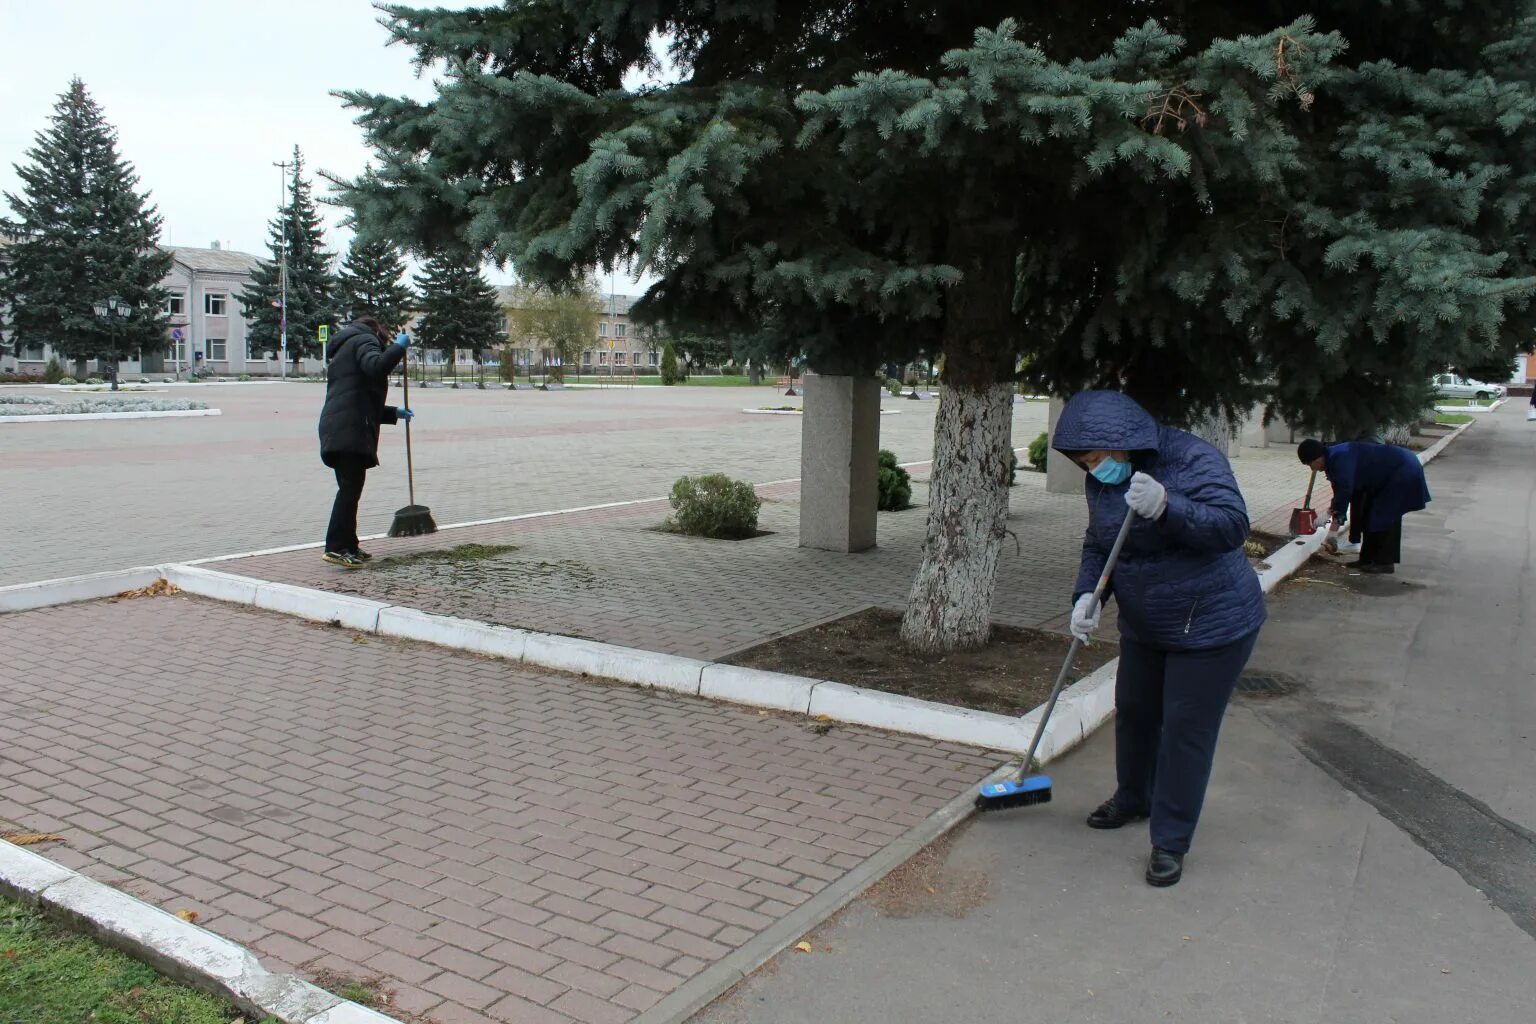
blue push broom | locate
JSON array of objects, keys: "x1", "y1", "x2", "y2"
[{"x1": 975, "y1": 505, "x2": 1136, "y2": 812}]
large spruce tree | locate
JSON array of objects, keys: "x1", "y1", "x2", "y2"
[
  {"x1": 244, "y1": 148, "x2": 337, "y2": 363},
  {"x1": 413, "y1": 253, "x2": 504, "y2": 362},
  {"x1": 336, "y1": 237, "x2": 414, "y2": 330},
  {"x1": 338, "y1": 3, "x2": 1536, "y2": 650},
  {"x1": 1, "y1": 79, "x2": 170, "y2": 368}
]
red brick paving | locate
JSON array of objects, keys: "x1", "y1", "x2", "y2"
[{"x1": 0, "y1": 597, "x2": 999, "y2": 1023}]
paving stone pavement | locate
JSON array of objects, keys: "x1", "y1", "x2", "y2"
[
  {"x1": 0, "y1": 597, "x2": 1000, "y2": 1024},
  {"x1": 210, "y1": 446, "x2": 1314, "y2": 661}
]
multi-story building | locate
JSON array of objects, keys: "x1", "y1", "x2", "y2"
[
  {"x1": 0, "y1": 242, "x2": 326, "y2": 378},
  {"x1": 490, "y1": 288, "x2": 658, "y2": 377}
]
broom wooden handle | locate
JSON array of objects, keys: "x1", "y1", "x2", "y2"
[
  {"x1": 1302, "y1": 469, "x2": 1316, "y2": 510},
  {"x1": 402, "y1": 356, "x2": 416, "y2": 507}
]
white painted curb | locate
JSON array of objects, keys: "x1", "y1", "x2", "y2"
[
  {"x1": 808, "y1": 682, "x2": 1032, "y2": 753},
  {"x1": 0, "y1": 408, "x2": 220, "y2": 423},
  {"x1": 0, "y1": 565, "x2": 167, "y2": 613},
  {"x1": 253, "y1": 581, "x2": 388, "y2": 632},
  {"x1": 523, "y1": 632, "x2": 708, "y2": 694},
  {"x1": 377, "y1": 606, "x2": 529, "y2": 661},
  {"x1": 700, "y1": 664, "x2": 817, "y2": 713},
  {"x1": 162, "y1": 564, "x2": 263, "y2": 604},
  {"x1": 0, "y1": 840, "x2": 400, "y2": 1024}
]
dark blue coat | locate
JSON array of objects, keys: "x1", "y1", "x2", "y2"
[
  {"x1": 1324, "y1": 441, "x2": 1430, "y2": 532},
  {"x1": 1054, "y1": 392, "x2": 1266, "y2": 651}
]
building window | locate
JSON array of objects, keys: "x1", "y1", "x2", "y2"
[
  {"x1": 246, "y1": 339, "x2": 270, "y2": 361},
  {"x1": 582, "y1": 350, "x2": 593, "y2": 365},
  {"x1": 205, "y1": 293, "x2": 227, "y2": 316},
  {"x1": 614, "y1": 351, "x2": 627, "y2": 366},
  {"x1": 165, "y1": 292, "x2": 185, "y2": 316},
  {"x1": 615, "y1": 323, "x2": 627, "y2": 338},
  {"x1": 207, "y1": 339, "x2": 227, "y2": 360},
  {"x1": 599, "y1": 351, "x2": 608, "y2": 365},
  {"x1": 598, "y1": 321, "x2": 608, "y2": 337},
  {"x1": 21, "y1": 344, "x2": 45, "y2": 361},
  {"x1": 649, "y1": 350, "x2": 659, "y2": 367}
]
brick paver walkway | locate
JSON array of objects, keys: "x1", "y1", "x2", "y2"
[
  {"x1": 0, "y1": 597, "x2": 999, "y2": 1024},
  {"x1": 209, "y1": 447, "x2": 1312, "y2": 660}
]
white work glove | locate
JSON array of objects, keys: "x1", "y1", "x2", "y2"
[
  {"x1": 1070, "y1": 593, "x2": 1101, "y2": 642},
  {"x1": 1125, "y1": 471, "x2": 1168, "y2": 520}
]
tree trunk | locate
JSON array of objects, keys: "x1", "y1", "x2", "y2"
[
  {"x1": 1189, "y1": 408, "x2": 1233, "y2": 454},
  {"x1": 899, "y1": 380, "x2": 1015, "y2": 651},
  {"x1": 899, "y1": 214, "x2": 1017, "y2": 653}
]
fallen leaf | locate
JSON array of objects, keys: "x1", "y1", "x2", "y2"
[
  {"x1": 114, "y1": 579, "x2": 182, "y2": 600},
  {"x1": 1182, "y1": 936, "x2": 1192, "y2": 941},
  {"x1": 793, "y1": 941, "x2": 812, "y2": 953},
  {"x1": 174, "y1": 910, "x2": 199, "y2": 923},
  {"x1": 925, "y1": 886, "x2": 936, "y2": 894},
  {"x1": 351, "y1": 635, "x2": 368, "y2": 644},
  {"x1": 3, "y1": 949, "x2": 17, "y2": 961},
  {"x1": 1441, "y1": 969, "x2": 1451, "y2": 975},
  {"x1": 814, "y1": 714, "x2": 832, "y2": 722},
  {"x1": 1, "y1": 832, "x2": 65, "y2": 846}
]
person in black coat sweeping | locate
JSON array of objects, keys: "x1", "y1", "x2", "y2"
[
  {"x1": 1298, "y1": 438, "x2": 1430, "y2": 574},
  {"x1": 318, "y1": 316, "x2": 412, "y2": 568}
]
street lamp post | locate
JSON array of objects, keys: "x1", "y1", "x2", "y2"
[{"x1": 92, "y1": 296, "x2": 130, "y2": 391}]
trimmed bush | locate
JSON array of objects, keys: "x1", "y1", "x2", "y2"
[
  {"x1": 885, "y1": 377, "x2": 905, "y2": 397},
  {"x1": 878, "y1": 449, "x2": 913, "y2": 511},
  {"x1": 660, "y1": 341, "x2": 681, "y2": 385},
  {"x1": 43, "y1": 356, "x2": 65, "y2": 384},
  {"x1": 1028, "y1": 431, "x2": 1050, "y2": 471},
  {"x1": 58, "y1": 377, "x2": 77, "y2": 385},
  {"x1": 667, "y1": 473, "x2": 761, "y2": 539},
  {"x1": 85, "y1": 377, "x2": 104, "y2": 385}
]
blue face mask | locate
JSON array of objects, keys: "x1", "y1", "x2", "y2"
[{"x1": 1091, "y1": 457, "x2": 1132, "y2": 486}]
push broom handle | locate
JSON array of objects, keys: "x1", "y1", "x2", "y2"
[
  {"x1": 401, "y1": 356, "x2": 416, "y2": 507},
  {"x1": 1302, "y1": 469, "x2": 1317, "y2": 510},
  {"x1": 1018, "y1": 505, "x2": 1138, "y2": 777}
]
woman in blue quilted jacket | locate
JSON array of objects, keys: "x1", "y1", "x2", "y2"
[{"x1": 1052, "y1": 391, "x2": 1267, "y2": 887}]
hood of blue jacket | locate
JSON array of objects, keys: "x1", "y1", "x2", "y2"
[{"x1": 1052, "y1": 391, "x2": 1160, "y2": 454}]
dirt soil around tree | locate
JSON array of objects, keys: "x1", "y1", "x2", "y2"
[{"x1": 725, "y1": 608, "x2": 1118, "y2": 717}]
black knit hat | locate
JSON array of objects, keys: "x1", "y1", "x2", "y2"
[{"x1": 1297, "y1": 439, "x2": 1327, "y2": 464}]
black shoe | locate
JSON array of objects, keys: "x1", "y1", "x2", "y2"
[
  {"x1": 1358, "y1": 563, "x2": 1394, "y2": 575},
  {"x1": 322, "y1": 550, "x2": 364, "y2": 569},
  {"x1": 351, "y1": 549, "x2": 374, "y2": 562},
  {"x1": 1146, "y1": 847, "x2": 1184, "y2": 887},
  {"x1": 1086, "y1": 797, "x2": 1150, "y2": 830}
]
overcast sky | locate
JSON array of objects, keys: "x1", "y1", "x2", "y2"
[{"x1": 0, "y1": 0, "x2": 650, "y2": 293}]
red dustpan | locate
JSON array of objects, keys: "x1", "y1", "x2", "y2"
[{"x1": 1289, "y1": 470, "x2": 1319, "y2": 536}]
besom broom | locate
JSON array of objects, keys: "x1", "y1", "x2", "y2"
[
  {"x1": 975, "y1": 505, "x2": 1135, "y2": 812},
  {"x1": 388, "y1": 355, "x2": 437, "y2": 537}
]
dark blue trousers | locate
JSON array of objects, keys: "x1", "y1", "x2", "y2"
[{"x1": 1113, "y1": 630, "x2": 1259, "y2": 853}]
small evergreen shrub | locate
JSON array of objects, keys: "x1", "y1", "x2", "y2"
[
  {"x1": 85, "y1": 377, "x2": 104, "y2": 385},
  {"x1": 660, "y1": 341, "x2": 681, "y2": 385},
  {"x1": 58, "y1": 376, "x2": 77, "y2": 385},
  {"x1": 43, "y1": 357, "x2": 65, "y2": 384},
  {"x1": 885, "y1": 377, "x2": 905, "y2": 397},
  {"x1": 878, "y1": 449, "x2": 913, "y2": 511},
  {"x1": 1008, "y1": 450, "x2": 1019, "y2": 485},
  {"x1": 1028, "y1": 431, "x2": 1050, "y2": 471},
  {"x1": 667, "y1": 474, "x2": 761, "y2": 539}
]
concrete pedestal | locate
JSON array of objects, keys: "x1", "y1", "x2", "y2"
[
  {"x1": 799, "y1": 374, "x2": 881, "y2": 553},
  {"x1": 1045, "y1": 397, "x2": 1084, "y2": 495}
]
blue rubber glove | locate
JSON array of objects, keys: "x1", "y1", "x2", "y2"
[
  {"x1": 394, "y1": 331, "x2": 411, "y2": 348},
  {"x1": 398, "y1": 408, "x2": 415, "y2": 422}
]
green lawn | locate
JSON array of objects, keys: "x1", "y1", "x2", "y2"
[
  {"x1": 0, "y1": 896, "x2": 257, "y2": 1024},
  {"x1": 1436, "y1": 412, "x2": 1474, "y2": 425},
  {"x1": 1433, "y1": 397, "x2": 1493, "y2": 408}
]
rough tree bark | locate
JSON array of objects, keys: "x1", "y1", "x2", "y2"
[{"x1": 899, "y1": 220, "x2": 1018, "y2": 652}]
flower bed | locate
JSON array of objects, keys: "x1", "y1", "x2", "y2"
[{"x1": 0, "y1": 396, "x2": 209, "y2": 417}]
